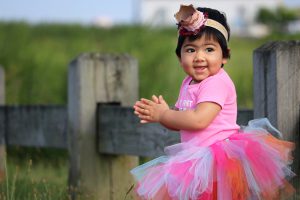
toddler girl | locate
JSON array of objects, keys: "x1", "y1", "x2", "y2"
[{"x1": 131, "y1": 4, "x2": 295, "y2": 200}]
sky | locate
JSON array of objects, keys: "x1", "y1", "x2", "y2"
[
  {"x1": 0, "y1": 0, "x2": 136, "y2": 25},
  {"x1": 0, "y1": 0, "x2": 299, "y2": 25}
]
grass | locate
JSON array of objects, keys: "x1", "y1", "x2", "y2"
[
  {"x1": 0, "y1": 22, "x2": 265, "y2": 107},
  {"x1": 0, "y1": 148, "x2": 69, "y2": 200},
  {"x1": 1, "y1": 22, "x2": 299, "y2": 108}
]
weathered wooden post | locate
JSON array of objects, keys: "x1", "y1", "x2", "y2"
[
  {"x1": 0, "y1": 66, "x2": 5, "y2": 182},
  {"x1": 68, "y1": 53, "x2": 138, "y2": 199},
  {"x1": 253, "y1": 41, "x2": 300, "y2": 194}
]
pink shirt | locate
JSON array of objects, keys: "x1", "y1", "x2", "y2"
[{"x1": 175, "y1": 68, "x2": 240, "y2": 146}]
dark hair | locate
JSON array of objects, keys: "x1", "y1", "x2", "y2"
[{"x1": 175, "y1": 7, "x2": 231, "y2": 59}]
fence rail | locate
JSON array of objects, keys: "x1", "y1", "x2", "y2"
[
  {"x1": 0, "y1": 105, "x2": 67, "y2": 148},
  {"x1": 0, "y1": 104, "x2": 253, "y2": 156}
]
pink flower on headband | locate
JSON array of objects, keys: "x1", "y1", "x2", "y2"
[{"x1": 175, "y1": 4, "x2": 206, "y2": 32}]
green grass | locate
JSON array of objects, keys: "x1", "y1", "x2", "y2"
[
  {"x1": 1, "y1": 22, "x2": 297, "y2": 108},
  {"x1": 0, "y1": 21, "x2": 281, "y2": 108},
  {"x1": 0, "y1": 149, "x2": 69, "y2": 200}
]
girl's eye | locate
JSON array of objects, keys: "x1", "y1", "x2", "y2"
[
  {"x1": 205, "y1": 47, "x2": 214, "y2": 52},
  {"x1": 186, "y1": 48, "x2": 195, "y2": 53},
  {"x1": 205, "y1": 48, "x2": 214, "y2": 52}
]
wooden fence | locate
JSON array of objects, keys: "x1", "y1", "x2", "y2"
[{"x1": 0, "y1": 41, "x2": 299, "y2": 199}]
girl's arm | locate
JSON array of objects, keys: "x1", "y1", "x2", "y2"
[
  {"x1": 135, "y1": 96, "x2": 221, "y2": 131},
  {"x1": 158, "y1": 114, "x2": 180, "y2": 131},
  {"x1": 159, "y1": 102, "x2": 221, "y2": 130}
]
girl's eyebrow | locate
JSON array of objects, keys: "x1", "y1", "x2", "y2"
[
  {"x1": 182, "y1": 43, "x2": 196, "y2": 48},
  {"x1": 202, "y1": 41, "x2": 218, "y2": 46},
  {"x1": 183, "y1": 42, "x2": 217, "y2": 48}
]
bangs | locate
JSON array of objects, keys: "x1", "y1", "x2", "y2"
[{"x1": 187, "y1": 28, "x2": 223, "y2": 43}]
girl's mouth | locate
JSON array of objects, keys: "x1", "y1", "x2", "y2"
[{"x1": 194, "y1": 66, "x2": 206, "y2": 73}]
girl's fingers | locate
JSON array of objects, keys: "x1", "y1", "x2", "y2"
[
  {"x1": 135, "y1": 106, "x2": 145, "y2": 114},
  {"x1": 134, "y1": 101, "x2": 143, "y2": 108},
  {"x1": 135, "y1": 103, "x2": 152, "y2": 113},
  {"x1": 134, "y1": 112, "x2": 150, "y2": 123},
  {"x1": 133, "y1": 98, "x2": 156, "y2": 120},
  {"x1": 134, "y1": 110, "x2": 141, "y2": 116},
  {"x1": 152, "y1": 95, "x2": 159, "y2": 103},
  {"x1": 135, "y1": 101, "x2": 151, "y2": 111},
  {"x1": 139, "y1": 115, "x2": 151, "y2": 122},
  {"x1": 134, "y1": 106, "x2": 152, "y2": 120},
  {"x1": 159, "y1": 95, "x2": 166, "y2": 104},
  {"x1": 141, "y1": 98, "x2": 154, "y2": 105}
]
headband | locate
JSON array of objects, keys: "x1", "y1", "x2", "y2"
[{"x1": 174, "y1": 4, "x2": 229, "y2": 42}]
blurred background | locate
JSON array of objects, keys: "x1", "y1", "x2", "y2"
[
  {"x1": 0, "y1": 0, "x2": 299, "y2": 199},
  {"x1": 0, "y1": 0, "x2": 300, "y2": 106}
]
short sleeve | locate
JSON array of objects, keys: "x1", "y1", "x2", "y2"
[{"x1": 196, "y1": 77, "x2": 229, "y2": 108}]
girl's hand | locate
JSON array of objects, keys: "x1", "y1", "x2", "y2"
[
  {"x1": 139, "y1": 95, "x2": 169, "y2": 123},
  {"x1": 133, "y1": 95, "x2": 159, "y2": 123},
  {"x1": 133, "y1": 95, "x2": 169, "y2": 123}
]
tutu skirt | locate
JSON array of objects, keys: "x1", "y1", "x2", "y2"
[{"x1": 130, "y1": 119, "x2": 295, "y2": 200}]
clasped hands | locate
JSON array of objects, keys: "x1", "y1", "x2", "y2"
[{"x1": 133, "y1": 95, "x2": 170, "y2": 123}]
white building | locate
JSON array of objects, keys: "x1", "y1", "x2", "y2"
[{"x1": 137, "y1": 0, "x2": 284, "y2": 37}]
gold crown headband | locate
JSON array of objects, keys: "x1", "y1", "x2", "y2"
[{"x1": 175, "y1": 4, "x2": 229, "y2": 42}]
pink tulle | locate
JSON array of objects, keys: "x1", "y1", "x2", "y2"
[{"x1": 131, "y1": 125, "x2": 295, "y2": 200}]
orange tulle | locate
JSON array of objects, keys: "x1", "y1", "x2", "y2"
[
  {"x1": 154, "y1": 185, "x2": 173, "y2": 200},
  {"x1": 262, "y1": 134, "x2": 295, "y2": 162},
  {"x1": 226, "y1": 158, "x2": 249, "y2": 200}
]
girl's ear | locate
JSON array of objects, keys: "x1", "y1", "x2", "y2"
[
  {"x1": 227, "y1": 48, "x2": 231, "y2": 57},
  {"x1": 222, "y1": 48, "x2": 230, "y2": 65}
]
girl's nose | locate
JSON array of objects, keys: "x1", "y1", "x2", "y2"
[{"x1": 194, "y1": 51, "x2": 205, "y2": 62}]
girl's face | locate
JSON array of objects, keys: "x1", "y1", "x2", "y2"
[{"x1": 179, "y1": 35, "x2": 227, "y2": 83}]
